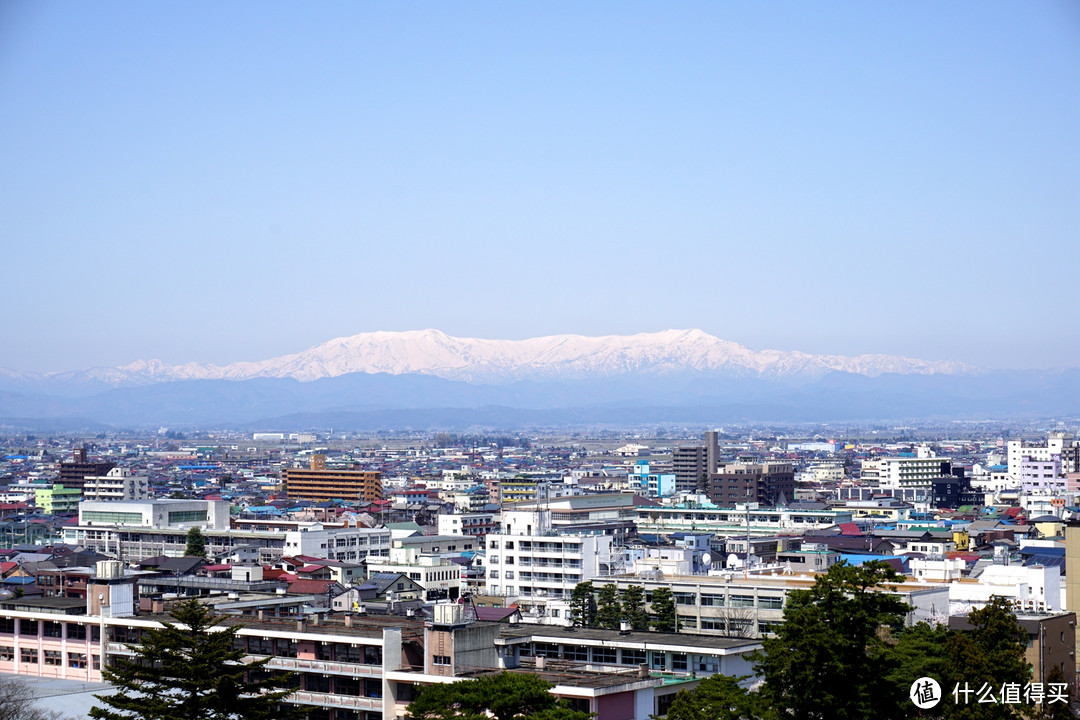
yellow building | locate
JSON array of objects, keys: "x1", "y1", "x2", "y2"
[{"x1": 283, "y1": 455, "x2": 382, "y2": 503}]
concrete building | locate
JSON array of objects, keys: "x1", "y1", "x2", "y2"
[
  {"x1": 862, "y1": 456, "x2": 952, "y2": 490},
  {"x1": 82, "y1": 468, "x2": 149, "y2": 502},
  {"x1": 483, "y1": 510, "x2": 616, "y2": 620},
  {"x1": 607, "y1": 572, "x2": 949, "y2": 638},
  {"x1": 283, "y1": 526, "x2": 393, "y2": 564},
  {"x1": 437, "y1": 512, "x2": 498, "y2": 539},
  {"x1": 56, "y1": 449, "x2": 115, "y2": 493},
  {"x1": 34, "y1": 485, "x2": 82, "y2": 515},
  {"x1": 1008, "y1": 433, "x2": 1075, "y2": 482},
  {"x1": 707, "y1": 462, "x2": 794, "y2": 507},
  {"x1": 635, "y1": 501, "x2": 851, "y2": 538},
  {"x1": 284, "y1": 455, "x2": 382, "y2": 503},
  {"x1": 628, "y1": 461, "x2": 676, "y2": 499}
]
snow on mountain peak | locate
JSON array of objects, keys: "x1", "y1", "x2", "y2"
[{"x1": 70, "y1": 330, "x2": 973, "y2": 385}]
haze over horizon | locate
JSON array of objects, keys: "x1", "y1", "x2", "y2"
[{"x1": 2, "y1": 3, "x2": 1076, "y2": 374}]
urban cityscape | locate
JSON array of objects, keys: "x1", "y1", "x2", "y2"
[{"x1": 0, "y1": 420, "x2": 1076, "y2": 718}]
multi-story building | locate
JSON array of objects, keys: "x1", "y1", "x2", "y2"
[
  {"x1": 283, "y1": 527, "x2": 393, "y2": 564},
  {"x1": 671, "y1": 432, "x2": 720, "y2": 494},
  {"x1": 861, "y1": 456, "x2": 952, "y2": 489},
  {"x1": 1008, "y1": 433, "x2": 1075, "y2": 482},
  {"x1": 437, "y1": 512, "x2": 498, "y2": 539},
  {"x1": 1021, "y1": 456, "x2": 1065, "y2": 494},
  {"x1": 635, "y1": 501, "x2": 850, "y2": 538},
  {"x1": 34, "y1": 484, "x2": 82, "y2": 515},
  {"x1": 707, "y1": 462, "x2": 794, "y2": 507},
  {"x1": 628, "y1": 461, "x2": 676, "y2": 499},
  {"x1": 82, "y1": 468, "x2": 150, "y2": 502},
  {"x1": 607, "y1": 572, "x2": 949, "y2": 638},
  {"x1": 484, "y1": 511, "x2": 615, "y2": 619},
  {"x1": 284, "y1": 455, "x2": 382, "y2": 503},
  {"x1": 57, "y1": 448, "x2": 115, "y2": 493}
]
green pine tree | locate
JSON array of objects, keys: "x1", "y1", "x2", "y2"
[
  {"x1": 568, "y1": 581, "x2": 597, "y2": 627},
  {"x1": 185, "y1": 527, "x2": 207, "y2": 558},
  {"x1": 595, "y1": 583, "x2": 623, "y2": 630},
  {"x1": 89, "y1": 598, "x2": 297, "y2": 720},
  {"x1": 657, "y1": 673, "x2": 763, "y2": 720},
  {"x1": 405, "y1": 671, "x2": 592, "y2": 720},
  {"x1": 752, "y1": 560, "x2": 911, "y2": 720},
  {"x1": 649, "y1": 587, "x2": 679, "y2": 632},
  {"x1": 621, "y1": 585, "x2": 650, "y2": 631}
]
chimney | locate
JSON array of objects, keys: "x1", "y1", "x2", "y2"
[
  {"x1": 296, "y1": 618, "x2": 305, "y2": 632},
  {"x1": 257, "y1": 610, "x2": 265, "y2": 622},
  {"x1": 638, "y1": 662, "x2": 650, "y2": 679},
  {"x1": 536, "y1": 656, "x2": 546, "y2": 670},
  {"x1": 619, "y1": 620, "x2": 631, "y2": 634},
  {"x1": 344, "y1": 614, "x2": 353, "y2": 628}
]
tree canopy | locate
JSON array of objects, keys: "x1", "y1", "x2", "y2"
[
  {"x1": 649, "y1": 587, "x2": 679, "y2": 632},
  {"x1": 184, "y1": 527, "x2": 207, "y2": 558},
  {"x1": 90, "y1": 598, "x2": 296, "y2": 720},
  {"x1": 753, "y1": 560, "x2": 911, "y2": 720},
  {"x1": 405, "y1": 672, "x2": 592, "y2": 720},
  {"x1": 659, "y1": 673, "x2": 762, "y2": 720}
]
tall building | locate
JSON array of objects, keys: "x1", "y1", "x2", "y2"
[
  {"x1": 82, "y1": 468, "x2": 149, "y2": 502},
  {"x1": 58, "y1": 448, "x2": 115, "y2": 493},
  {"x1": 672, "y1": 430, "x2": 720, "y2": 494},
  {"x1": 283, "y1": 455, "x2": 382, "y2": 503},
  {"x1": 707, "y1": 462, "x2": 794, "y2": 507}
]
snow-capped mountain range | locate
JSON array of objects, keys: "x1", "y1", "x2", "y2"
[{"x1": 5, "y1": 329, "x2": 975, "y2": 388}]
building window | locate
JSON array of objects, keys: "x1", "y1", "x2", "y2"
[
  {"x1": 621, "y1": 649, "x2": 646, "y2": 665},
  {"x1": 758, "y1": 596, "x2": 784, "y2": 610},
  {"x1": 700, "y1": 594, "x2": 724, "y2": 607},
  {"x1": 591, "y1": 647, "x2": 617, "y2": 664},
  {"x1": 433, "y1": 655, "x2": 451, "y2": 665},
  {"x1": 43, "y1": 650, "x2": 62, "y2": 666},
  {"x1": 0, "y1": 646, "x2": 13, "y2": 661},
  {"x1": 67, "y1": 624, "x2": 87, "y2": 640},
  {"x1": 729, "y1": 595, "x2": 755, "y2": 608},
  {"x1": 20, "y1": 648, "x2": 37, "y2": 664}
]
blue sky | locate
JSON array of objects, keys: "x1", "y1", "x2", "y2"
[{"x1": 1, "y1": 2, "x2": 1077, "y2": 372}]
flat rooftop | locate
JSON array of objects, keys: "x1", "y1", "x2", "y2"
[{"x1": 497, "y1": 624, "x2": 761, "y2": 652}]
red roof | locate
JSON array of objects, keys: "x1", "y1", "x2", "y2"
[
  {"x1": 287, "y1": 579, "x2": 337, "y2": 595},
  {"x1": 838, "y1": 522, "x2": 864, "y2": 536}
]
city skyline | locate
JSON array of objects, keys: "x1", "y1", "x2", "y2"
[{"x1": 1, "y1": 2, "x2": 1077, "y2": 373}]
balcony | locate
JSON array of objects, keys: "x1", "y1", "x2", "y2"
[
  {"x1": 262, "y1": 657, "x2": 382, "y2": 678},
  {"x1": 287, "y1": 691, "x2": 382, "y2": 711}
]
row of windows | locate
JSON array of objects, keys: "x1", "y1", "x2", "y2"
[
  {"x1": 640, "y1": 592, "x2": 783, "y2": 610},
  {"x1": 0, "y1": 647, "x2": 99, "y2": 668},
  {"x1": 0, "y1": 619, "x2": 97, "y2": 639}
]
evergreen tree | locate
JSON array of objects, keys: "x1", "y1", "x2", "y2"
[
  {"x1": 649, "y1": 587, "x2": 679, "y2": 632},
  {"x1": 883, "y1": 621, "x2": 951, "y2": 716},
  {"x1": 89, "y1": 598, "x2": 296, "y2": 720},
  {"x1": 658, "y1": 674, "x2": 763, "y2": 720},
  {"x1": 752, "y1": 560, "x2": 911, "y2": 720},
  {"x1": 405, "y1": 671, "x2": 592, "y2": 720},
  {"x1": 594, "y1": 583, "x2": 623, "y2": 630},
  {"x1": 185, "y1": 527, "x2": 207, "y2": 558},
  {"x1": 621, "y1": 585, "x2": 649, "y2": 631},
  {"x1": 568, "y1": 581, "x2": 597, "y2": 627}
]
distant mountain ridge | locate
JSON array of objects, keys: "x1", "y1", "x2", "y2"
[{"x1": 2, "y1": 329, "x2": 976, "y2": 389}]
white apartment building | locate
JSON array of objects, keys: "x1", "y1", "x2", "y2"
[
  {"x1": 82, "y1": 468, "x2": 149, "y2": 502},
  {"x1": 483, "y1": 510, "x2": 615, "y2": 621},
  {"x1": 1008, "y1": 433, "x2": 1075, "y2": 482},
  {"x1": 283, "y1": 526, "x2": 392, "y2": 563},
  {"x1": 861, "y1": 456, "x2": 951, "y2": 489},
  {"x1": 437, "y1": 512, "x2": 498, "y2": 538}
]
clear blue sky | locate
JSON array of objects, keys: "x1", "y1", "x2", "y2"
[{"x1": 1, "y1": 2, "x2": 1077, "y2": 373}]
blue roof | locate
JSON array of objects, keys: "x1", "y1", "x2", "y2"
[{"x1": 840, "y1": 553, "x2": 903, "y2": 567}]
